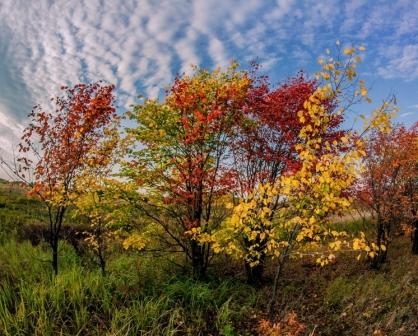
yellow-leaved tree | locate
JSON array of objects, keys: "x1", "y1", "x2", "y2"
[{"x1": 192, "y1": 45, "x2": 397, "y2": 310}]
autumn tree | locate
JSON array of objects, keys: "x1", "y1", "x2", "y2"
[
  {"x1": 357, "y1": 122, "x2": 418, "y2": 262},
  {"x1": 194, "y1": 46, "x2": 397, "y2": 309},
  {"x1": 15, "y1": 82, "x2": 117, "y2": 274},
  {"x1": 227, "y1": 71, "x2": 350, "y2": 284},
  {"x1": 123, "y1": 64, "x2": 252, "y2": 278}
]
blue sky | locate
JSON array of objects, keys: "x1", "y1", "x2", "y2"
[{"x1": 0, "y1": 0, "x2": 417, "y2": 177}]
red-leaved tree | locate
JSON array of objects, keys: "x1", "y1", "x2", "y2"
[
  {"x1": 357, "y1": 122, "x2": 418, "y2": 265},
  {"x1": 230, "y1": 73, "x2": 346, "y2": 283},
  {"x1": 17, "y1": 81, "x2": 117, "y2": 274},
  {"x1": 124, "y1": 65, "x2": 252, "y2": 278}
]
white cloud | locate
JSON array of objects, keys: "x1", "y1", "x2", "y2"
[
  {"x1": 0, "y1": 105, "x2": 25, "y2": 179},
  {"x1": 378, "y1": 44, "x2": 418, "y2": 80},
  {"x1": 400, "y1": 112, "x2": 414, "y2": 117},
  {"x1": 341, "y1": 0, "x2": 367, "y2": 31},
  {"x1": 1, "y1": 0, "x2": 418, "y2": 180}
]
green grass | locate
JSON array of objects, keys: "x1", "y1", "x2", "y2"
[
  {"x1": 0, "y1": 181, "x2": 417, "y2": 335},
  {"x1": 0, "y1": 240, "x2": 257, "y2": 336},
  {"x1": 0, "y1": 182, "x2": 46, "y2": 242},
  {"x1": 1, "y1": 237, "x2": 417, "y2": 335},
  {"x1": 330, "y1": 217, "x2": 374, "y2": 234},
  {"x1": 305, "y1": 237, "x2": 417, "y2": 335}
]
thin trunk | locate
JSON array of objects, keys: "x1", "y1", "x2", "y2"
[
  {"x1": 267, "y1": 225, "x2": 299, "y2": 319},
  {"x1": 52, "y1": 240, "x2": 58, "y2": 275},
  {"x1": 50, "y1": 206, "x2": 66, "y2": 275},
  {"x1": 412, "y1": 219, "x2": 418, "y2": 255},
  {"x1": 98, "y1": 249, "x2": 106, "y2": 276},
  {"x1": 371, "y1": 215, "x2": 388, "y2": 269}
]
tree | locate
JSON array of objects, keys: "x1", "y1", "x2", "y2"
[
  {"x1": 228, "y1": 72, "x2": 349, "y2": 284},
  {"x1": 357, "y1": 122, "x2": 418, "y2": 263},
  {"x1": 123, "y1": 64, "x2": 252, "y2": 278},
  {"x1": 201, "y1": 47, "x2": 359, "y2": 280},
  {"x1": 196, "y1": 46, "x2": 397, "y2": 314},
  {"x1": 16, "y1": 81, "x2": 117, "y2": 274}
]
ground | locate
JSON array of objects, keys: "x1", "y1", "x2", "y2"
[{"x1": 0, "y1": 179, "x2": 417, "y2": 335}]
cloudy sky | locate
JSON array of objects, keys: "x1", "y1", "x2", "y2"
[{"x1": 0, "y1": 0, "x2": 417, "y2": 177}]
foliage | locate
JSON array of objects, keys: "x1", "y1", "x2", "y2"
[
  {"x1": 73, "y1": 179, "x2": 120, "y2": 275},
  {"x1": 123, "y1": 63, "x2": 253, "y2": 277},
  {"x1": 197, "y1": 45, "x2": 397, "y2": 288},
  {"x1": 228, "y1": 73, "x2": 326, "y2": 282},
  {"x1": 71, "y1": 126, "x2": 128, "y2": 274},
  {"x1": 231, "y1": 72, "x2": 318, "y2": 194},
  {"x1": 357, "y1": 122, "x2": 418, "y2": 262},
  {"x1": 257, "y1": 312, "x2": 306, "y2": 336},
  {"x1": 16, "y1": 81, "x2": 118, "y2": 274}
]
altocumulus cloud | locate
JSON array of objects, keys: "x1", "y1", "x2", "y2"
[{"x1": 0, "y1": 0, "x2": 418, "y2": 178}]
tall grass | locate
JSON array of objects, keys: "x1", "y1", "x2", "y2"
[
  {"x1": 1, "y1": 189, "x2": 417, "y2": 336},
  {"x1": 0, "y1": 241, "x2": 256, "y2": 335},
  {"x1": 330, "y1": 217, "x2": 374, "y2": 234}
]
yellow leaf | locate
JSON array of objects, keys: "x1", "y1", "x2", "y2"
[{"x1": 343, "y1": 47, "x2": 354, "y2": 55}]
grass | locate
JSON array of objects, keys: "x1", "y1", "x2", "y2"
[
  {"x1": 330, "y1": 217, "x2": 374, "y2": 234},
  {"x1": 1, "y1": 237, "x2": 417, "y2": 335},
  {"x1": 321, "y1": 237, "x2": 418, "y2": 335},
  {"x1": 0, "y1": 180, "x2": 417, "y2": 335},
  {"x1": 0, "y1": 240, "x2": 258, "y2": 335},
  {"x1": 0, "y1": 181, "x2": 46, "y2": 243}
]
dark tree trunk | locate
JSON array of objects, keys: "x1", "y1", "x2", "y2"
[
  {"x1": 98, "y1": 250, "x2": 106, "y2": 276},
  {"x1": 245, "y1": 261, "x2": 264, "y2": 286},
  {"x1": 49, "y1": 206, "x2": 66, "y2": 275},
  {"x1": 96, "y1": 220, "x2": 106, "y2": 276},
  {"x1": 412, "y1": 219, "x2": 418, "y2": 255},
  {"x1": 371, "y1": 217, "x2": 388, "y2": 269},
  {"x1": 243, "y1": 232, "x2": 267, "y2": 284},
  {"x1": 191, "y1": 240, "x2": 206, "y2": 279},
  {"x1": 52, "y1": 240, "x2": 58, "y2": 275},
  {"x1": 370, "y1": 249, "x2": 387, "y2": 269}
]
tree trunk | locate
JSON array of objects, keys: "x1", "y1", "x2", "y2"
[
  {"x1": 267, "y1": 224, "x2": 300, "y2": 319},
  {"x1": 244, "y1": 249, "x2": 266, "y2": 285},
  {"x1": 412, "y1": 219, "x2": 418, "y2": 255},
  {"x1": 98, "y1": 247, "x2": 106, "y2": 276},
  {"x1": 52, "y1": 240, "x2": 58, "y2": 275},
  {"x1": 191, "y1": 240, "x2": 206, "y2": 279},
  {"x1": 371, "y1": 217, "x2": 388, "y2": 269},
  {"x1": 245, "y1": 261, "x2": 264, "y2": 286},
  {"x1": 49, "y1": 206, "x2": 66, "y2": 275},
  {"x1": 243, "y1": 233, "x2": 267, "y2": 285},
  {"x1": 370, "y1": 249, "x2": 387, "y2": 269}
]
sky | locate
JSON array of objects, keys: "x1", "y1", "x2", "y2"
[{"x1": 0, "y1": 0, "x2": 417, "y2": 178}]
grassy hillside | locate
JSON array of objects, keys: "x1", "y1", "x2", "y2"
[
  {"x1": 0, "y1": 180, "x2": 47, "y2": 242},
  {"x1": 0, "y1": 181, "x2": 417, "y2": 335}
]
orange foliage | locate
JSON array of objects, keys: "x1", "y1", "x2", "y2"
[{"x1": 258, "y1": 312, "x2": 307, "y2": 336}]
